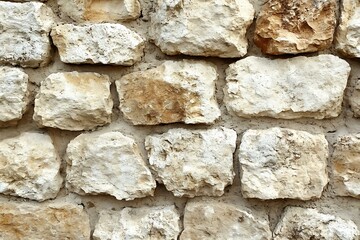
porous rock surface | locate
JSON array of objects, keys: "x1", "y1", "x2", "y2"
[
  {"x1": 239, "y1": 127, "x2": 329, "y2": 200},
  {"x1": 0, "y1": 2, "x2": 55, "y2": 67},
  {"x1": 273, "y1": 207, "x2": 360, "y2": 240},
  {"x1": 66, "y1": 131, "x2": 156, "y2": 200},
  {"x1": 116, "y1": 60, "x2": 221, "y2": 125},
  {"x1": 33, "y1": 72, "x2": 113, "y2": 131},
  {"x1": 181, "y1": 199, "x2": 272, "y2": 240},
  {"x1": 224, "y1": 55, "x2": 350, "y2": 119},
  {"x1": 0, "y1": 67, "x2": 29, "y2": 125},
  {"x1": 0, "y1": 132, "x2": 62, "y2": 201},
  {"x1": 58, "y1": 0, "x2": 141, "y2": 22},
  {"x1": 51, "y1": 23, "x2": 145, "y2": 65},
  {"x1": 331, "y1": 134, "x2": 360, "y2": 198},
  {"x1": 149, "y1": 0, "x2": 255, "y2": 57},
  {"x1": 93, "y1": 205, "x2": 181, "y2": 240},
  {"x1": 0, "y1": 202, "x2": 91, "y2": 240},
  {"x1": 335, "y1": 0, "x2": 360, "y2": 57},
  {"x1": 145, "y1": 127, "x2": 237, "y2": 197},
  {"x1": 254, "y1": 0, "x2": 337, "y2": 54}
]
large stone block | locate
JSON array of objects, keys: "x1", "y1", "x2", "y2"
[
  {"x1": 66, "y1": 131, "x2": 156, "y2": 200},
  {"x1": 0, "y1": 2, "x2": 55, "y2": 67},
  {"x1": 254, "y1": 0, "x2": 337, "y2": 54},
  {"x1": 0, "y1": 132, "x2": 62, "y2": 201},
  {"x1": 33, "y1": 72, "x2": 113, "y2": 131},
  {"x1": 224, "y1": 55, "x2": 350, "y2": 119},
  {"x1": 149, "y1": 0, "x2": 254, "y2": 57},
  {"x1": 145, "y1": 127, "x2": 237, "y2": 197},
  {"x1": 51, "y1": 23, "x2": 145, "y2": 65},
  {"x1": 116, "y1": 60, "x2": 221, "y2": 125},
  {"x1": 239, "y1": 127, "x2": 329, "y2": 200}
]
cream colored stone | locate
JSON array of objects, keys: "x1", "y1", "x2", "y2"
[
  {"x1": 335, "y1": 0, "x2": 360, "y2": 57},
  {"x1": 145, "y1": 127, "x2": 237, "y2": 197},
  {"x1": 331, "y1": 134, "x2": 360, "y2": 198},
  {"x1": 224, "y1": 55, "x2": 350, "y2": 119},
  {"x1": 181, "y1": 199, "x2": 271, "y2": 240},
  {"x1": 51, "y1": 23, "x2": 145, "y2": 65},
  {"x1": 149, "y1": 0, "x2": 254, "y2": 57},
  {"x1": 273, "y1": 207, "x2": 360, "y2": 240},
  {"x1": 33, "y1": 72, "x2": 113, "y2": 131},
  {"x1": 0, "y1": 2, "x2": 54, "y2": 67},
  {"x1": 0, "y1": 202, "x2": 91, "y2": 240},
  {"x1": 254, "y1": 0, "x2": 337, "y2": 54},
  {"x1": 0, "y1": 67, "x2": 29, "y2": 125},
  {"x1": 66, "y1": 131, "x2": 156, "y2": 200},
  {"x1": 239, "y1": 127, "x2": 329, "y2": 200},
  {"x1": 0, "y1": 132, "x2": 62, "y2": 201},
  {"x1": 116, "y1": 60, "x2": 221, "y2": 125},
  {"x1": 58, "y1": 0, "x2": 141, "y2": 22},
  {"x1": 93, "y1": 205, "x2": 181, "y2": 240}
]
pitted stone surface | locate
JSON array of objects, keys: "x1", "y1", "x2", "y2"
[
  {"x1": 145, "y1": 127, "x2": 237, "y2": 197},
  {"x1": 149, "y1": 0, "x2": 255, "y2": 58},
  {"x1": 254, "y1": 0, "x2": 337, "y2": 54},
  {"x1": 51, "y1": 23, "x2": 145, "y2": 65},
  {"x1": 0, "y1": 132, "x2": 62, "y2": 201},
  {"x1": 93, "y1": 205, "x2": 181, "y2": 240},
  {"x1": 224, "y1": 55, "x2": 350, "y2": 119},
  {"x1": 116, "y1": 60, "x2": 221, "y2": 125},
  {"x1": 239, "y1": 127, "x2": 329, "y2": 200},
  {"x1": 0, "y1": 2, "x2": 55, "y2": 67},
  {"x1": 66, "y1": 131, "x2": 156, "y2": 200},
  {"x1": 33, "y1": 72, "x2": 113, "y2": 131}
]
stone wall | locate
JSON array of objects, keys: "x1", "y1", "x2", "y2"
[{"x1": 0, "y1": 0, "x2": 360, "y2": 239}]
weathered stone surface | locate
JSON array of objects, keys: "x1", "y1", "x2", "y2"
[
  {"x1": 335, "y1": 0, "x2": 360, "y2": 57},
  {"x1": 0, "y1": 67, "x2": 29, "y2": 125},
  {"x1": 224, "y1": 55, "x2": 350, "y2": 119},
  {"x1": 58, "y1": 0, "x2": 141, "y2": 22},
  {"x1": 116, "y1": 60, "x2": 221, "y2": 125},
  {"x1": 349, "y1": 79, "x2": 360, "y2": 117},
  {"x1": 273, "y1": 207, "x2": 360, "y2": 240},
  {"x1": 33, "y1": 72, "x2": 113, "y2": 131},
  {"x1": 145, "y1": 127, "x2": 237, "y2": 197},
  {"x1": 239, "y1": 127, "x2": 329, "y2": 200},
  {"x1": 331, "y1": 134, "x2": 360, "y2": 198},
  {"x1": 51, "y1": 23, "x2": 145, "y2": 65},
  {"x1": 149, "y1": 0, "x2": 254, "y2": 57},
  {"x1": 254, "y1": 0, "x2": 337, "y2": 54},
  {"x1": 0, "y1": 202, "x2": 91, "y2": 240},
  {"x1": 66, "y1": 131, "x2": 156, "y2": 200},
  {"x1": 0, "y1": 132, "x2": 62, "y2": 201},
  {"x1": 0, "y1": 2, "x2": 55, "y2": 67},
  {"x1": 93, "y1": 205, "x2": 181, "y2": 240},
  {"x1": 181, "y1": 199, "x2": 271, "y2": 240}
]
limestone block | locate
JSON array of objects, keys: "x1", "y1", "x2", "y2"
[
  {"x1": 0, "y1": 132, "x2": 62, "y2": 201},
  {"x1": 33, "y1": 72, "x2": 113, "y2": 131},
  {"x1": 350, "y1": 79, "x2": 360, "y2": 116},
  {"x1": 273, "y1": 207, "x2": 360, "y2": 240},
  {"x1": 93, "y1": 205, "x2": 181, "y2": 240},
  {"x1": 181, "y1": 199, "x2": 271, "y2": 240},
  {"x1": 145, "y1": 127, "x2": 237, "y2": 197},
  {"x1": 254, "y1": 0, "x2": 337, "y2": 54},
  {"x1": 335, "y1": 0, "x2": 360, "y2": 57},
  {"x1": 66, "y1": 131, "x2": 156, "y2": 200},
  {"x1": 0, "y1": 2, "x2": 55, "y2": 67},
  {"x1": 224, "y1": 55, "x2": 350, "y2": 119},
  {"x1": 51, "y1": 23, "x2": 145, "y2": 65},
  {"x1": 239, "y1": 127, "x2": 329, "y2": 200},
  {"x1": 331, "y1": 134, "x2": 360, "y2": 198},
  {"x1": 58, "y1": 0, "x2": 141, "y2": 22},
  {"x1": 116, "y1": 60, "x2": 221, "y2": 125},
  {"x1": 0, "y1": 202, "x2": 91, "y2": 240},
  {"x1": 0, "y1": 67, "x2": 29, "y2": 125},
  {"x1": 149, "y1": 0, "x2": 254, "y2": 57}
]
